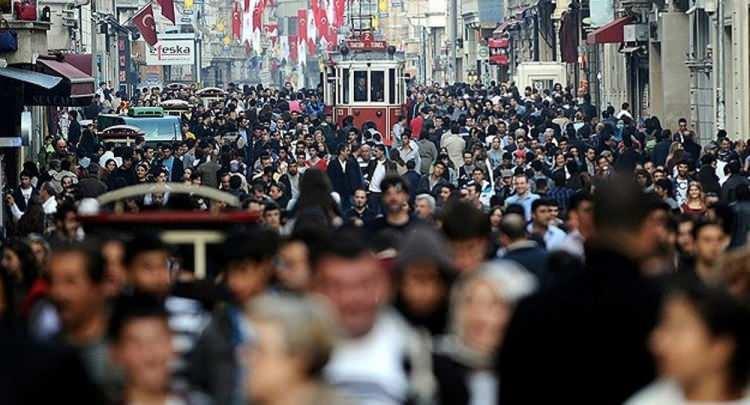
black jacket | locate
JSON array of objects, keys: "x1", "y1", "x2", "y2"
[
  {"x1": 651, "y1": 140, "x2": 671, "y2": 167},
  {"x1": 11, "y1": 187, "x2": 37, "y2": 213},
  {"x1": 415, "y1": 175, "x2": 448, "y2": 197},
  {"x1": 327, "y1": 157, "x2": 363, "y2": 203},
  {"x1": 501, "y1": 242, "x2": 549, "y2": 280},
  {"x1": 721, "y1": 174, "x2": 750, "y2": 204},
  {"x1": 697, "y1": 164, "x2": 721, "y2": 196},
  {"x1": 498, "y1": 245, "x2": 663, "y2": 404}
]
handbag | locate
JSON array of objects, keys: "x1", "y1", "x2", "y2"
[
  {"x1": 13, "y1": 0, "x2": 36, "y2": 21},
  {"x1": 0, "y1": 18, "x2": 18, "y2": 53}
]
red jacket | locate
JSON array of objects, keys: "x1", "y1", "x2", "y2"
[{"x1": 410, "y1": 116, "x2": 424, "y2": 140}]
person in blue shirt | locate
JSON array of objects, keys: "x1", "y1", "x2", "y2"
[
  {"x1": 527, "y1": 198, "x2": 567, "y2": 251},
  {"x1": 504, "y1": 173, "x2": 540, "y2": 221}
]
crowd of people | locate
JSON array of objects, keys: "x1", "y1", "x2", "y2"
[{"x1": 2, "y1": 78, "x2": 750, "y2": 405}]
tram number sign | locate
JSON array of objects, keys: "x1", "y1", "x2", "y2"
[{"x1": 347, "y1": 39, "x2": 386, "y2": 50}]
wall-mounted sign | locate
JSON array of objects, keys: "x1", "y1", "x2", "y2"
[{"x1": 146, "y1": 37, "x2": 196, "y2": 65}]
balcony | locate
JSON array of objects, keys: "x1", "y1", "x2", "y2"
[{"x1": 0, "y1": 20, "x2": 51, "y2": 65}]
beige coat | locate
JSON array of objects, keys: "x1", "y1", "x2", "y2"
[{"x1": 440, "y1": 131, "x2": 466, "y2": 170}]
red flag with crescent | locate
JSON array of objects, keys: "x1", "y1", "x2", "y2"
[
  {"x1": 157, "y1": 0, "x2": 175, "y2": 24},
  {"x1": 252, "y1": 0, "x2": 266, "y2": 32},
  {"x1": 311, "y1": 0, "x2": 326, "y2": 37},
  {"x1": 297, "y1": 9, "x2": 307, "y2": 45},
  {"x1": 132, "y1": 4, "x2": 158, "y2": 46},
  {"x1": 263, "y1": 23, "x2": 278, "y2": 46},
  {"x1": 289, "y1": 34, "x2": 298, "y2": 62},
  {"x1": 333, "y1": 0, "x2": 345, "y2": 27},
  {"x1": 232, "y1": 2, "x2": 242, "y2": 40}
]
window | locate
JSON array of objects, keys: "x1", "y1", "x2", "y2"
[
  {"x1": 354, "y1": 70, "x2": 368, "y2": 102},
  {"x1": 388, "y1": 69, "x2": 396, "y2": 104},
  {"x1": 371, "y1": 71, "x2": 384, "y2": 102}
]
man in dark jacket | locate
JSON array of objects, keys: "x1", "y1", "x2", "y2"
[
  {"x1": 77, "y1": 163, "x2": 108, "y2": 198},
  {"x1": 721, "y1": 160, "x2": 750, "y2": 204},
  {"x1": 66, "y1": 110, "x2": 81, "y2": 152},
  {"x1": 651, "y1": 130, "x2": 672, "y2": 167},
  {"x1": 327, "y1": 144, "x2": 363, "y2": 211},
  {"x1": 697, "y1": 154, "x2": 721, "y2": 196},
  {"x1": 498, "y1": 176, "x2": 667, "y2": 405},
  {"x1": 189, "y1": 229, "x2": 279, "y2": 405},
  {"x1": 498, "y1": 212, "x2": 549, "y2": 281}
]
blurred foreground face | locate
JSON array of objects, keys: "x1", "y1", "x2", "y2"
[
  {"x1": 695, "y1": 225, "x2": 727, "y2": 265},
  {"x1": 227, "y1": 260, "x2": 271, "y2": 303},
  {"x1": 102, "y1": 241, "x2": 127, "y2": 298},
  {"x1": 112, "y1": 317, "x2": 173, "y2": 394},
  {"x1": 2, "y1": 248, "x2": 21, "y2": 282},
  {"x1": 316, "y1": 254, "x2": 386, "y2": 337},
  {"x1": 450, "y1": 239, "x2": 487, "y2": 274},
  {"x1": 650, "y1": 296, "x2": 731, "y2": 389},
  {"x1": 275, "y1": 242, "x2": 310, "y2": 292},
  {"x1": 401, "y1": 263, "x2": 445, "y2": 316},
  {"x1": 245, "y1": 320, "x2": 303, "y2": 403},
  {"x1": 49, "y1": 251, "x2": 103, "y2": 330},
  {"x1": 129, "y1": 250, "x2": 171, "y2": 297},
  {"x1": 457, "y1": 279, "x2": 511, "y2": 355}
]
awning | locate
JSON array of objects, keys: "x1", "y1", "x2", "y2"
[
  {"x1": 493, "y1": 20, "x2": 518, "y2": 35},
  {"x1": 0, "y1": 67, "x2": 62, "y2": 90},
  {"x1": 19, "y1": 56, "x2": 95, "y2": 107},
  {"x1": 37, "y1": 58, "x2": 95, "y2": 100},
  {"x1": 586, "y1": 16, "x2": 635, "y2": 45},
  {"x1": 63, "y1": 53, "x2": 93, "y2": 76}
]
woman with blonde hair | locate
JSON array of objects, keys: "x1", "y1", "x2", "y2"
[
  {"x1": 432, "y1": 260, "x2": 537, "y2": 404},
  {"x1": 665, "y1": 142, "x2": 686, "y2": 175},
  {"x1": 242, "y1": 294, "x2": 352, "y2": 405},
  {"x1": 681, "y1": 181, "x2": 707, "y2": 219}
]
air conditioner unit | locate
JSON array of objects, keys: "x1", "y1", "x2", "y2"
[{"x1": 623, "y1": 24, "x2": 649, "y2": 43}]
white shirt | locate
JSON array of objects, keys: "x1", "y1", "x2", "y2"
[
  {"x1": 626, "y1": 379, "x2": 750, "y2": 405},
  {"x1": 527, "y1": 223, "x2": 567, "y2": 250},
  {"x1": 10, "y1": 194, "x2": 56, "y2": 221},
  {"x1": 369, "y1": 159, "x2": 387, "y2": 193},
  {"x1": 324, "y1": 311, "x2": 411, "y2": 405}
]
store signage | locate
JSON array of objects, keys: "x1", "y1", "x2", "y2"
[{"x1": 146, "y1": 38, "x2": 195, "y2": 65}]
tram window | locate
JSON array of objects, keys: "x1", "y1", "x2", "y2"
[
  {"x1": 354, "y1": 71, "x2": 368, "y2": 102},
  {"x1": 342, "y1": 69, "x2": 350, "y2": 104},
  {"x1": 388, "y1": 69, "x2": 396, "y2": 104},
  {"x1": 371, "y1": 71, "x2": 384, "y2": 102}
]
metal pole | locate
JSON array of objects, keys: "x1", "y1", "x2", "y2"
[
  {"x1": 421, "y1": 26, "x2": 427, "y2": 84},
  {"x1": 91, "y1": 0, "x2": 97, "y2": 81},
  {"x1": 716, "y1": 0, "x2": 725, "y2": 132},
  {"x1": 195, "y1": 35, "x2": 202, "y2": 84},
  {"x1": 448, "y1": 0, "x2": 457, "y2": 83}
]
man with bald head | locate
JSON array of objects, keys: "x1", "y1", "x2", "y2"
[{"x1": 498, "y1": 212, "x2": 549, "y2": 279}]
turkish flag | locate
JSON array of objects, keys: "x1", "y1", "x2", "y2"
[
  {"x1": 132, "y1": 4, "x2": 158, "y2": 46},
  {"x1": 311, "y1": 0, "x2": 325, "y2": 36},
  {"x1": 252, "y1": 0, "x2": 266, "y2": 32},
  {"x1": 157, "y1": 0, "x2": 175, "y2": 24},
  {"x1": 289, "y1": 34, "x2": 298, "y2": 62},
  {"x1": 333, "y1": 0, "x2": 346, "y2": 27},
  {"x1": 232, "y1": 2, "x2": 242, "y2": 40},
  {"x1": 264, "y1": 22, "x2": 278, "y2": 45},
  {"x1": 297, "y1": 9, "x2": 307, "y2": 44}
]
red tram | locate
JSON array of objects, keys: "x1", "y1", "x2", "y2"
[{"x1": 322, "y1": 32, "x2": 406, "y2": 146}]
